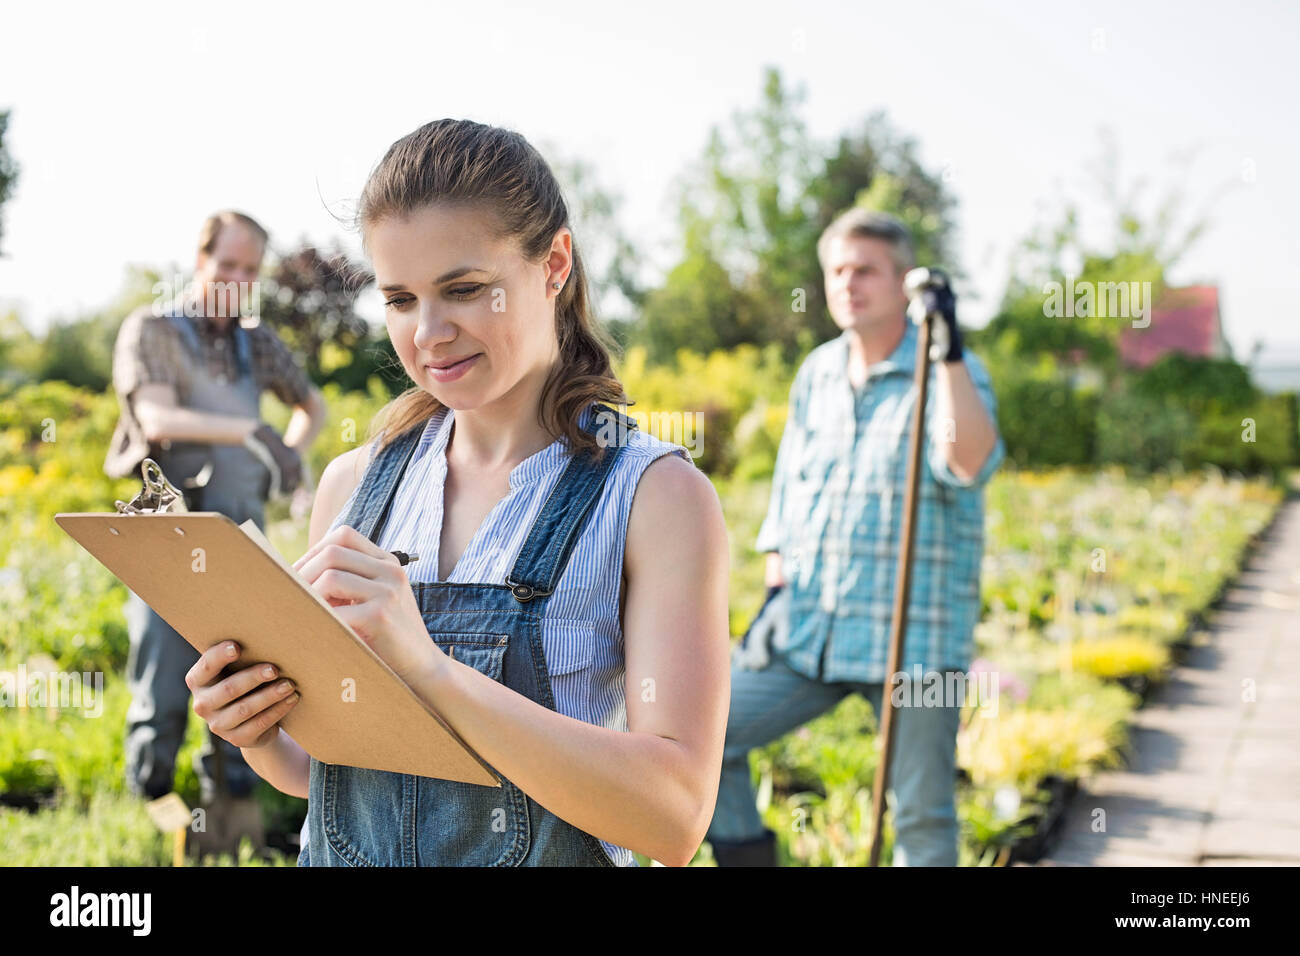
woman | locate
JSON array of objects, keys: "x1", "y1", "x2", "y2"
[{"x1": 187, "y1": 119, "x2": 731, "y2": 866}]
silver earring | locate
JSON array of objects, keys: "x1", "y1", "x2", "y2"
[{"x1": 552, "y1": 282, "x2": 562, "y2": 290}]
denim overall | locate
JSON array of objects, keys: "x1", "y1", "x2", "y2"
[
  {"x1": 299, "y1": 406, "x2": 631, "y2": 866},
  {"x1": 124, "y1": 309, "x2": 266, "y2": 800}
]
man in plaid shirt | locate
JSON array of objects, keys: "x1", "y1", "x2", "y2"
[
  {"x1": 707, "y1": 209, "x2": 1005, "y2": 866},
  {"x1": 106, "y1": 211, "x2": 327, "y2": 856}
]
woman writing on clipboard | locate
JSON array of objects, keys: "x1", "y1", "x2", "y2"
[{"x1": 187, "y1": 119, "x2": 731, "y2": 866}]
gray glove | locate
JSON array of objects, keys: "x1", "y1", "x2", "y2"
[
  {"x1": 732, "y1": 585, "x2": 791, "y2": 671},
  {"x1": 243, "y1": 423, "x2": 304, "y2": 499}
]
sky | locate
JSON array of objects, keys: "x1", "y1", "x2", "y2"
[{"x1": 1, "y1": 0, "x2": 1297, "y2": 361}]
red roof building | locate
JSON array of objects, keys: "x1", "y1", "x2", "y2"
[{"x1": 1119, "y1": 284, "x2": 1231, "y2": 369}]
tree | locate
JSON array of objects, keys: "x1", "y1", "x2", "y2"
[
  {"x1": 643, "y1": 66, "x2": 824, "y2": 364},
  {"x1": 631, "y1": 67, "x2": 960, "y2": 364},
  {"x1": 544, "y1": 150, "x2": 644, "y2": 327},
  {"x1": 974, "y1": 128, "x2": 1227, "y2": 377},
  {"x1": 255, "y1": 241, "x2": 401, "y2": 395},
  {"x1": 0, "y1": 109, "x2": 20, "y2": 256},
  {"x1": 812, "y1": 111, "x2": 959, "y2": 277},
  {"x1": 636, "y1": 220, "x2": 750, "y2": 361},
  {"x1": 28, "y1": 265, "x2": 161, "y2": 391},
  {"x1": 0, "y1": 310, "x2": 40, "y2": 387}
]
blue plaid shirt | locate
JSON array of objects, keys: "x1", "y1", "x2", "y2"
[{"x1": 755, "y1": 320, "x2": 1005, "y2": 684}]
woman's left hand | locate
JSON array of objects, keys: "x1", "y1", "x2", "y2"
[{"x1": 292, "y1": 525, "x2": 442, "y2": 683}]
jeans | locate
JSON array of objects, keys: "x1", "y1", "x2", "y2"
[
  {"x1": 706, "y1": 643, "x2": 962, "y2": 866},
  {"x1": 123, "y1": 590, "x2": 260, "y2": 801}
]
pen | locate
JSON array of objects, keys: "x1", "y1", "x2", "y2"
[{"x1": 390, "y1": 551, "x2": 420, "y2": 567}]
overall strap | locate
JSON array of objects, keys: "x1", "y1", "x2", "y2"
[
  {"x1": 505, "y1": 404, "x2": 636, "y2": 603},
  {"x1": 346, "y1": 417, "x2": 430, "y2": 543},
  {"x1": 232, "y1": 323, "x2": 252, "y2": 380},
  {"x1": 164, "y1": 310, "x2": 254, "y2": 380},
  {"x1": 166, "y1": 312, "x2": 203, "y2": 361}
]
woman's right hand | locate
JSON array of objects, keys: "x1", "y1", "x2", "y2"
[{"x1": 187, "y1": 641, "x2": 300, "y2": 750}]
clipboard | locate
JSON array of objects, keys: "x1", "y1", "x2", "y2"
[{"x1": 55, "y1": 458, "x2": 500, "y2": 787}]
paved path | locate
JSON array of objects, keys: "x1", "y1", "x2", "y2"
[{"x1": 1038, "y1": 487, "x2": 1300, "y2": 866}]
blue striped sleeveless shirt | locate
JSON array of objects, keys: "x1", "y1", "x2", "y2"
[{"x1": 326, "y1": 401, "x2": 694, "y2": 866}]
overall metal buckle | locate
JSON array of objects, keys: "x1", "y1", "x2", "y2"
[
  {"x1": 506, "y1": 578, "x2": 552, "y2": 603},
  {"x1": 115, "y1": 458, "x2": 190, "y2": 515}
]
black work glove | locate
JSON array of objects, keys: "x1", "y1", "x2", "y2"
[
  {"x1": 732, "y1": 585, "x2": 790, "y2": 672},
  {"x1": 243, "y1": 423, "x2": 304, "y2": 499},
  {"x1": 910, "y1": 268, "x2": 964, "y2": 364}
]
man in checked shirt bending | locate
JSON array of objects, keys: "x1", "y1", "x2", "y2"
[{"x1": 707, "y1": 209, "x2": 1005, "y2": 867}]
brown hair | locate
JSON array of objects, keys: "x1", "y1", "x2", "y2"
[
  {"x1": 817, "y1": 207, "x2": 914, "y2": 276},
  {"x1": 197, "y1": 210, "x2": 269, "y2": 256},
  {"x1": 356, "y1": 119, "x2": 631, "y2": 462}
]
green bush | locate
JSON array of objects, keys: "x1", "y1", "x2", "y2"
[
  {"x1": 1093, "y1": 388, "x2": 1298, "y2": 474},
  {"x1": 992, "y1": 375, "x2": 1098, "y2": 467},
  {"x1": 1181, "y1": 392, "x2": 1298, "y2": 472},
  {"x1": 613, "y1": 343, "x2": 793, "y2": 480},
  {"x1": 1094, "y1": 389, "x2": 1195, "y2": 472},
  {"x1": 1069, "y1": 636, "x2": 1170, "y2": 681},
  {"x1": 1131, "y1": 353, "x2": 1258, "y2": 410}
]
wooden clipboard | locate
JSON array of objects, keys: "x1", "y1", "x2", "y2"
[{"x1": 55, "y1": 460, "x2": 500, "y2": 786}]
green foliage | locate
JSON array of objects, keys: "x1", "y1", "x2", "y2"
[
  {"x1": 0, "y1": 790, "x2": 297, "y2": 866},
  {"x1": 1181, "y1": 391, "x2": 1298, "y2": 471},
  {"x1": 0, "y1": 674, "x2": 128, "y2": 807},
  {"x1": 544, "y1": 150, "x2": 645, "y2": 321},
  {"x1": 968, "y1": 132, "x2": 1292, "y2": 474},
  {"x1": 0, "y1": 369, "x2": 1287, "y2": 865},
  {"x1": 985, "y1": 129, "x2": 1200, "y2": 373},
  {"x1": 989, "y1": 373, "x2": 1100, "y2": 468},
  {"x1": 1094, "y1": 388, "x2": 1196, "y2": 471},
  {"x1": 635, "y1": 230, "x2": 752, "y2": 361},
  {"x1": 975, "y1": 333, "x2": 1298, "y2": 473},
  {"x1": 1025, "y1": 670, "x2": 1142, "y2": 714},
  {"x1": 35, "y1": 313, "x2": 120, "y2": 391},
  {"x1": 612, "y1": 342, "x2": 793, "y2": 480},
  {"x1": 977, "y1": 280, "x2": 1119, "y2": 372},
  {"x1": 959, "y1": 790, "x2": 1041, "y2": 862},
  {"x1": 0, "y1": 790, "x2": 175, "y2": 866},
  {"x1": 1069, "y1": 636, "x2": 1171, "y2": 680},
  {"x1": 4, "y1": 266, "x2": 163, "y2": 391},
  {"x1": 255, "y1": 242, "x2": 409, "y2": 399},
  {"x1": 1132, "y1": 352, "x2": 1257, "y2": 409},
  {"x1": 958, "y1": 707, "x2": 1129, "y2": 791},
  {"x1": 1093, "y1": 385, "x2": 1297, "y2": 474}
]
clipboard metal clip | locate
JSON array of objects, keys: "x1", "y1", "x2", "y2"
[{"x1": 115, "y1": 458, "x2": 190, "y2": 515}]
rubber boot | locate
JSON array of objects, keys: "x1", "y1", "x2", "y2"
[{"x1": 710, "y1": 828, "x2": 778, "y2": 867}]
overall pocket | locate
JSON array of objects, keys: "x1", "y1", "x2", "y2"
[
  {"x1": 322, "y1": 631, "x2": 531, "y2": 866},
  {"x1": 320, "y1": 762, "x2": 413, "y2": 867}
]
